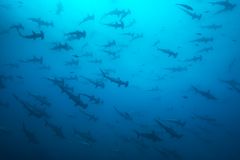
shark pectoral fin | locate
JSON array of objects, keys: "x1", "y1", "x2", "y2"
[
  {"x1": 125, "y1": 81, "x2": 129, "y2": 87},
  {"x1": 134, "y1": 130, "x2": 140, "y2": 138}
]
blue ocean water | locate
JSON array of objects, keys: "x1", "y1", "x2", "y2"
[{"x1": 0, "y1": 0, "x2": 240, "y2": 159}]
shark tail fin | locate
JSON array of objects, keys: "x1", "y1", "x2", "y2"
[
  {"x1": 154, "y1": 119, "x2": 163, "y2": 126},
  {"x1": 113, "y1": 106, "x2": 119, "y2": 113},
  {"x1": 191, "y1": 85, "x2": 198, "y2": 92},
  {"x1": 17, "y1": 29, "x2": 24, "y2": 37},
  {"x1": 40, "y1": 31, "x2": 44, "y2": 39},
  {"x1": 40, "y1": 57, "x2": 43, "y2": 64},
  {"x1": 99, "y1": 68, "x2": 106, "y2": 77},
  {"x1": 125, "y1": 81, "x2": 129, "y2": 87},
  {"x1": 78, "y1": 75, "x2": 87, "y2": 81},
  {"x1": 89, "y1": 116, "x2": 95, "y2": 121},
  {"x1": 121, "y1": 21, "x2": 125, "y2": 29},
  {"x1": 176, "y1": 134, "x2": 183, "y2": 139},
  {"x1": 12, "y1": 93, "x2": 20, "y2": 101},
  {"x1": 83, "y1": 31, "x2": 86, "y2": 38},
  {"x1": 134, "y1": 130, "x2": 140, "y2": 138}
]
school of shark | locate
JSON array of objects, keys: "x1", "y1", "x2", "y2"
[{"x1": 0, "y1": 0, "x2": 240, "y2": 160}]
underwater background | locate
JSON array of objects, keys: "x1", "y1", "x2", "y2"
[{"x1": 0, "y1": 0, "x2": 240, "y2": 159}]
